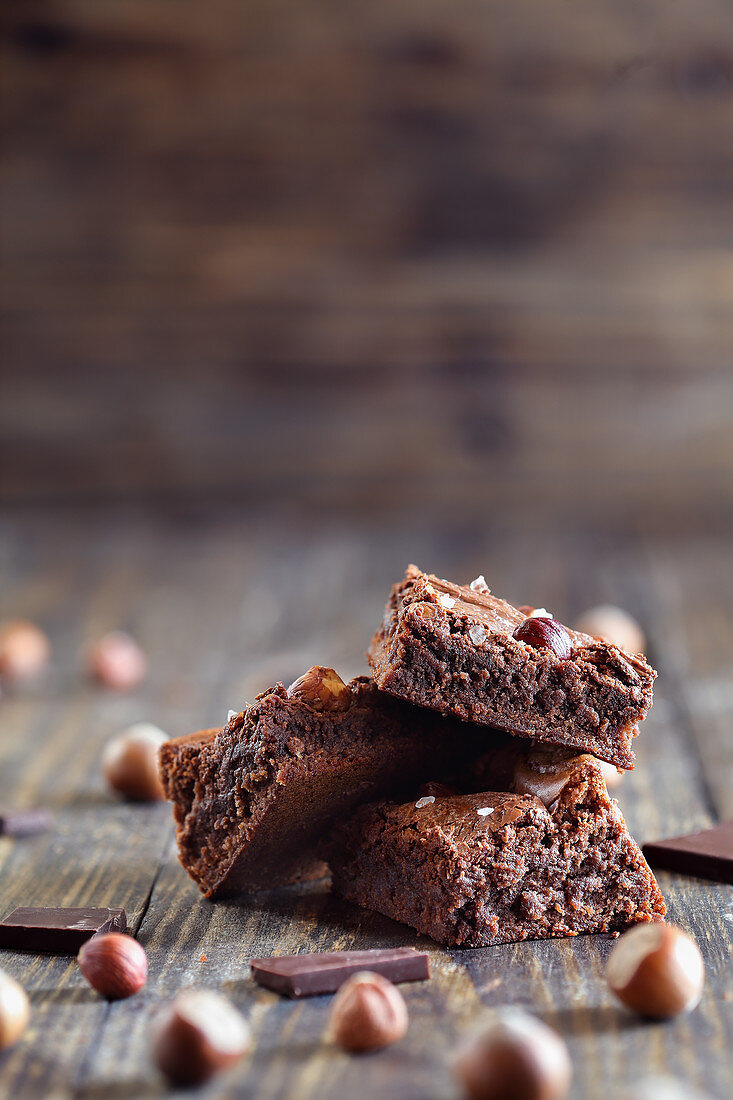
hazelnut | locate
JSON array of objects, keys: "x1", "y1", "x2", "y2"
[
  {"x1": 0, "y1": 969, "x2": 31, "y2": 1050},
  {"x1": 454, "y1": 1010, "x2": 571, "y2": 1100},
  {"x1": 286, "y1": 666, "x2": 351, "y2": 711},
  {"x1": 513, "y1": 617, "x2": 571, "y2": 661},
  {"x1": 102, "y1": 723, "x2": 168, "y2": 801},
  {"x1": 0, "y1": 620, "x2": 50, "y2": 682},
  {"x1": 599, "y1": 760, "x2": 625, "y2": 790},
  {"x1": 573, "y1": 605, "x2": 645, "y2": 656},
  {"x1": 328, "y1": 971, "x2": 408, "y2": 1053},
  {"x1": 77, "y1": 933, "x2": 148, "y2": 1000},
  {"x1": 152, "y1": 989, "x2": 251, "y2": 1085},
  {"x1": 606, "y1": 923, "x2": 704, "y2": 1019},
  {"x1": 88, "y1": 631, "x2": 147, "y2": 691}
]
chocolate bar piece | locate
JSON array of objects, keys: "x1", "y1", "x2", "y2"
[
  {"x1": 0, "y1": 808, "x2": 54, "y2": 837},
  {"x1": 250, "y1": 947, "x2": 429, "y2": 997},
  {"x1": 159, "y1": 670, "x2": 484, "y2": 898},
  {"x1": 327, "y1": 743, "x2": 665, "y2": 947},
  {"x1": 368, "y1": 566, "x2": 656, "y2": 768},
  {"x1": 0, "y1": 906, "x2": 127, "y2": 953},
  {"x1": 643, "y1": 823, "x2": 733, "y2": 884}
]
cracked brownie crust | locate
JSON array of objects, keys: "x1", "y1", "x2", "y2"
[
  {"x1": 159, "y1": 674, "x2": 484, "y2": 899},
  {"x1": 368, "y1": 566, "x2": 656, "y2": 768},
  {"x1": 327, "y1": 745, "x2": 665, "y2": 947}
]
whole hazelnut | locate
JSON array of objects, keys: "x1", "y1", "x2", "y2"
[
  {"x1": 0, "y1": 969, "x2": 31, "y2": 1050},
  {"x1": 88, "y1": 631, "x2": 147, "y2": 691},
  {"x1": 0, "y1": 620, "x2": 50, "y2": 682},
  {"x1": 573, "y1": 605, "x2": 645, "y2": 656},
  {"x1": 286, "y1": 666, "x2": 351, "y2": 711},
  {"x1": 102, "y1": 723, "x2": 168, "y2": 801},
  {"x1": 152, "y1": 989, "x2": 251, "y2": 1085},
  {"x1": 513, "y1": 618, "x2": 571, "y2": 661},
  {"x1": 77, "y1": 933, "x2": 148, "y2": 1000},
  {"x1": 454, "y1": 1009, "x2": 571, "y2": 1100},
  {"x1": 606, "y1": 923, "x2": 704, "y2": 1019},
  {"x1": 328, "y1": 971, "x2": 408, "y2": 1053}
]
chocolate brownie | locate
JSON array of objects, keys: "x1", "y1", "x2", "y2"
[
  {"x1": 368, "y1": 565, "x2": 656, "y2": 768},
  {"x1": 159, "y1": 666, "x2": 484, "y2": 898},
  {"x1": 327, "y1": 745, "x2": 665, "y2": 946}
]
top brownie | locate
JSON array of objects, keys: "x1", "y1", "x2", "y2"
[{"x1": 367, "y1": 565, "x2": 656, "y2": 768}]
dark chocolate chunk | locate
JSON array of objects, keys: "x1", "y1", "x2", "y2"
[
  {"x1": 643, "y1": 822, "x2": 733, "y2": 884},
  {"x1": 250, "y1": 947, "x2": 429, "y2": 997},
  {"x1": 0, "y1": 906, "x2": 127, "y2": 953},
  {"x1": 0, "y1": 808, "x2": 54, "y2": 837}
]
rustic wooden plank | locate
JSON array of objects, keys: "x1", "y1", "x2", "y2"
[
  {"x1": 3, "y1": 2, "x2": 733, "y2": 524},
  {"x1": 1, "y1": 519, "x2": 730, "y2": 1097}
]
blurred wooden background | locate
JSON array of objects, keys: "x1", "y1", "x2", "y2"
[{"x1": 2, "y1": 0, "x2": 733, "y2": 529}]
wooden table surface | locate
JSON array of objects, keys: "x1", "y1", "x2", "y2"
[{"x1": 0, "y1": 510, "x2": 731, "y2": 1098}]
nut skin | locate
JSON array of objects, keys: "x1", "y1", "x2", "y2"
[
  {"x1": 513, "y1": 617, "x2": 572, "y2": 660},
  {"x1": 573, "y1": 605, "x2": 646, "y2": 655},
  {"x1": 0, "y1": 620, "x2": 50, "y2": 682},
  {"x1": 88, "y1": 631, "x2": 147, "y2": 691},
  {"x1": 152, "y1": 990, "x2": 251, "y2": 1086},
  {"x1": 599, "y1": 760, "x2": 625, "y2": 791},
  {"x1": 286, "y1": 666, "x2": 351, "y2": 711},
  {"x1": 102, "y1": 723, "x2": 168, "y2": 801},
  {"x1": 454, "y1": 1010, "x2": 571, "y2": 1100},
  {"x1": 329, "y1": 971, "x2": 408, "y2": 1053},
  {"x1": 606, "y1": 923, "x2": 704, "y2": 1019},
  {"x1": 77, "y1": 933, "x2": 148, "y2": 1000},
  {"x1": 0, "y1": 970, "x2": 31, "y2": 1050}
]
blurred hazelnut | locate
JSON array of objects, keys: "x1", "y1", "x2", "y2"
[
  {"x1": 102, "y1": 723, "x2": 168, "y2": 801},
  {"x1": 286, "y1": 666, "x2": 351, "y2": 711},
  {"x1": 0, "y1": 969, "x2": 30, "y2": 1050},
  {"x1": 77, "y1": 933, "x2": 148, "y2": 1000},
  {"x1": 88, "y1": 631, "x2": 147, "y2": 691},
  {"x1": 599, "y1": 760, "x2": 625, "y2": 790},
  {"x1": 0, "y1": 620, "x2": 50, "y2": 682},
  {"x1": 329, "y1": 971, "x2": 408, "y2": 1053},
  {"x1": 152, "y1": 990, "x2": 251, "y2": 1085},
  {"x1": 606, "y1": 923, "x2": 704, "y2": 1018},
  {"x1": 454, "y1": 1009, "x2": 571, "y2": 1100},
  {"x1": 573, "y1": 605, "x2": 645, "y2": 656}
]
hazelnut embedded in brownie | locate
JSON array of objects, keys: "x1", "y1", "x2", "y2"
[
  {"x1": 367, "y1": 565, "x2": 656, "y2": 768},
  {"x1": 326, "y1": 745, "x2": 666, "y2": 947},
  {"x1": 159, "y1": 667, "x2": 485, "y2": 898}
]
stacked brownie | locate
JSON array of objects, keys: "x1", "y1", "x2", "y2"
[{"x1": 160, "y1": 566, "x2": 664, "y2": 946}]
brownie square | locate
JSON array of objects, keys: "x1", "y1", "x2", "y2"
[
  {"x1": 327, "y1": 745, "x2": 665, "y2": 946},
  {"x1": 159, "y1": 670, "x2": 484, "y2": 898},
  {"x1": 368, "y1": 565, "x2": 656, "y2": 768}
]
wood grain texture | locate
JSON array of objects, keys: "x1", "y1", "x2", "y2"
[
  {"x1": 2, "y1": 1, "x2": 733, "y2": 526},
  {"x1": 0, "y1": 514, "x2": 731, "y2": 1098}
]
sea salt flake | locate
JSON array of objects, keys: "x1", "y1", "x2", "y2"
[
  {"x1": 476, "y1": 807, "x2": 494, "y2": 817},
  {"x1": 415, "y1": 795, "x2": 435, "y2": 809},
  {"x1": 470, "y1": 575, "x2": 491, "y2": 593},
  {"x1": 439, "y1": 594, "x2": 456, "y2": 609},
  {"x1": 528, "y1": 607, "x2": 552, "y2": 619},
  {"x1": 227, "y1": 709, "x2": 237, "y2": 722},
  {"x1": 468, "y1": 625, "x2": 486, "y2": 645}
]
